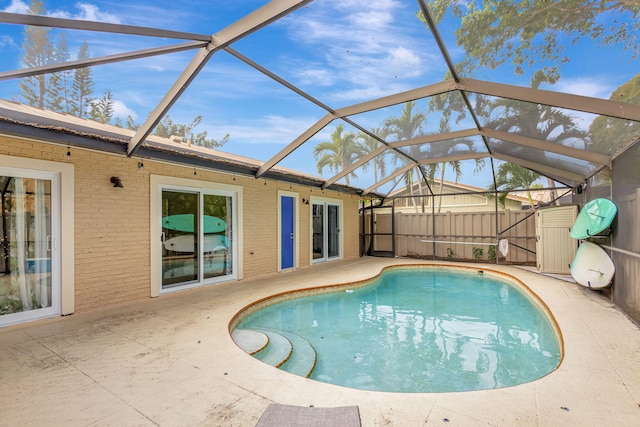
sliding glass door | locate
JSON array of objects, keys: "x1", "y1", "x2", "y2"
[
  {"x1": 0, "y1": 170, "x2": 59, "y2": 326},
  {"x1": 312, "y1": 200, "x2": 341, "y2": 263},
  {"x1": 161, "y1": 186, "x2": 234, "y2": 291}
]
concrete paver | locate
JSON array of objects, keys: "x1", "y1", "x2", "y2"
[{"x1": 1, "y1": 257, "x2": 639, "y2": 426}]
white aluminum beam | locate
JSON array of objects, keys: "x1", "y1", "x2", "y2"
[
  {"x1": 127, "y1": 46, "x2": 215, "y2": 156},
  {"x1": 212, "y1": 0, "x2": 312, "y2": 49},
  {"x1": 225, "y1": 47, "x2": 334, "y2": 113},
  {"x1": 128, "y1": 0, "x2": 311, "y2": 156},
  {"x1": 321, "y1": 145, "x2": 387, "y2": 189},
  {"x1": 481, "y1": 128, "x2": 611, "y2": 167},
  {"x1": 458, "y1": 78, "x2": 640, "y2": 122},
  {"x1": 322, "y1": 129, "x2": 483, "y2": 190},
  {"x1": 389, "y1": 128, "x2": 479, "y2": 149},
  {"x1": 362, "y1": 163, "x2": 415, "y2": 195},
  {"x1": 417, "y1": 0, "x2": 459, "y2": 82},
  {"x1": 334, "y1": 80, "x2": 457, "y2": 118},
  {"x1": 0, "y1": 42, "x2": 206, "y2": 81},
  {"x1": 256, "y1": 114, "x2": 335, "y2": 178},
  {"x1": 418, "y1": 152, "x2": 487, "y2": 166},
  {"x1": 492, "y1": 153, "x2": 584, "y2": 183},
  {"x1": 0, "y1": 12, "x2": 210, "y2": 41}
]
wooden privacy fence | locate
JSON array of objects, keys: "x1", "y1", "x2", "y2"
[{"x1": 391, "y1": 210, "x2": 537, "y2": 264}]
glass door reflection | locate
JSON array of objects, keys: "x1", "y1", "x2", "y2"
[
  {"x1": 161, "y1": 190, "x2": 199, "y2": 288},
  {"x1": 0, "y1": 176, "x2": 53, "y2": 320}
]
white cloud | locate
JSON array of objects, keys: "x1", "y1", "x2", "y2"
[
  {"x1": 542, "y1": 77, "x2": 618, "y2": 130},
  {"x1": 215, "y1": 115, "x2": 316, "y2": 145},
  {"x1": 2, "y1": 0, "x2": 29, "y2": 13},
  {"x1": 296, "y1": 67, "x2": 336, "y2": 87},
  {"x1": 348, "y1": 9, "x2": 394, "y2": 29},
  {"x1": 75, "y1": 3, "x2": 121, "y2": 24},
  {"x1": 0, "y1": 34, "x2": 18, "y2": 51},
  {"x1": 48, "y1": 3, "x2": 122, "y2": 24},
  {"x1": 2, "y1": 1, "x2": 121, "y2": 23},
  {"x1": 552, "y1": 78, "x2": 614, "y2": 99},
  {"x1": 387, "y1": 46, "x2": 422, "y2": 73},
  {"x1": 112, "y1": 100, "x2": 137, "y2": 120},
  {"x1": 282, "y1": 0, "x2": 435, "y2": 102}
]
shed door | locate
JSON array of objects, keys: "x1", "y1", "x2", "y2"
[{"x1": 536, "y1": 205, "x2": 578, "y2": 274}]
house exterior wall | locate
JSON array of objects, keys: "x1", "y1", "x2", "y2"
[
  {"x1": 571, "y1": 146, "x2": 640, "y2": 325},
  {"x1": 0, "y1": 136, "x2": 360, "y2": 314},
  {"x1": 611, "y1": 141, "x2": 640, "y2": 324},
  {"x1": 393, "y1": 193, "x2": 522, "y2": 213}
]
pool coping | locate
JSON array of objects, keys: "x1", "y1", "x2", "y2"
[{"x1": 229, "y1": 263, "x2": 566, "y2": 386}]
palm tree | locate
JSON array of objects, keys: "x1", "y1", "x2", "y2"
[
  {"x1": 490, "y1": 163, "x2": 542, "y2": 208},
  {"x1": 484, "y1": 71, "x2": 588, "y2": 203},
  {"x1": 358, "y1": 127, "x2": 390, "y2": 184},
  {"x1": 384, "y1": 101, "x2": 427, "y2": 204},
  {"x1": 423, "y1": 117, "x2": 485, "y2": 213},
  {"x1": 313, "y1": 123, "x2": 365, "y2": 186}
]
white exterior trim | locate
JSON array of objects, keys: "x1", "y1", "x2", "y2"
[{"x1": 150, "y1": 174, "x2": 243, "y2": 297}]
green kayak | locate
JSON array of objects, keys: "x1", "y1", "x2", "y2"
[{"x1": 569, "y1": 198, "x2": 617, "y2": 239}]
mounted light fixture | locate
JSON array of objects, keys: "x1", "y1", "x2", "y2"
[{"x1": 110, "y1": 176, "x2": 124, "y2": 188}]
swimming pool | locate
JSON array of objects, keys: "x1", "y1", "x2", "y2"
[{"x1": 232, "y1": 265, "x2": 563, "y2": 393}]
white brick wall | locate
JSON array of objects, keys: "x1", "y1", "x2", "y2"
[{"x1": 1, "y1": 136, "x2": 361, "y2": 313}]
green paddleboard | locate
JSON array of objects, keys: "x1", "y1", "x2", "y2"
[{"x1": 569, "y1": 198, "x2": 617, "y2": 239}]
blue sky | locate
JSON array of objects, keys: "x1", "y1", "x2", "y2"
[{"x1": 1, "y1": 0, "x2": 639, "y2": 190}]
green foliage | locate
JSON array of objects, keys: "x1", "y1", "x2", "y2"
[
  {"x1": 481, "y1": 72, "x2": 588, "y2": 204},
  {"x1": 0, "y1": 297, "x2": 23, "y2": 315},
  {"x1": 122, "y1": 115, "x2": 139, "y2": 131},
  {"x1": 19, "y1": 0, "x2": 52, "y2": 109},
  {"x1": 88, "y1": 90, "x2": 115, "y2": 124},
  {"x1": 472, "y1": 246, "x2": 483, "y2": 260},
  {"x1": 313, "y1": 101, "x2": 486, "y2": 198},
  {"x1": 153, "y1": 115, "x2": 229, "y2": 148},
  {"x1": 422, "y1": 0, "x2": 639, "y2": 80},
  {"x1": 421, "y1": 1, "x2": 640, "y2": 125},
  {"x1": 384, "y1": 101, "x2": 428, "y2": 197},
  {"x1": 204, "y1": 195, "x2": 228, "y2": 221},
  {"x1": 358, "y1": 127, "x2": 390, "y2": 183},
  {"x1": 70, "y1": 42, "x2": 93, "y2": 118},
  {"x1": 423, "y1": 116, "x2": 485, "y2": 213},
  {"x1": 488, "y1": 245, "x2": 496, "y2": 261},
  {"x1": 482, "y1": 71, "x2": 588, "y2": 143},
  {"x1": 589, "y1": 73, "x2": 640, "y2": 156},
  {"x1": 46, "y1": 34, "x2": 70, "y2": 113},
  {"x1": 15, "y1": 4, "x2": 229, "y2": 149},
  {"x1": 446, "y1": 247, "x2": 454, "y2": 259},
  {"x1": 384, "y1": 100, "x2": 426, "y2": 141},
  {"x1": 313, "y1": 123, "x2": 365, "y2": 185},
  {"x1": 490, "y1": 163, "x2": 541, "y2": 208}
]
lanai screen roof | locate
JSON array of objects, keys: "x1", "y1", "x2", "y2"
[{"x1": 1, "y1": 0, "x2": 639, "y2": 197}]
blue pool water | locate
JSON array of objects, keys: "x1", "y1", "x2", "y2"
[{"x1": 236, "y1": 267, "x2": 562, "y2": 392}]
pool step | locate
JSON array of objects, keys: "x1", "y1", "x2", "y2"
[
  {"x1": 231, "y1": 328, "x2": 269, "y2": 355},
  {"x1": 273, "y1": 329, "x2": 317, "y2": 378},
  {"x1": 253, "y1": 328, "x2": 293, "y2": 368},
  {"x1": 233, "y1": 328, "x2": 317, "y2": 378}
]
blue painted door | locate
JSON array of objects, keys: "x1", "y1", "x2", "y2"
[{"x1": 281, "y1": 196, "x2": 294, "y2": 269}]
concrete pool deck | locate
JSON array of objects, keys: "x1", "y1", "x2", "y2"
[{"x1": 1, "y1": 257, "x2": 639, "y2": 426}]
